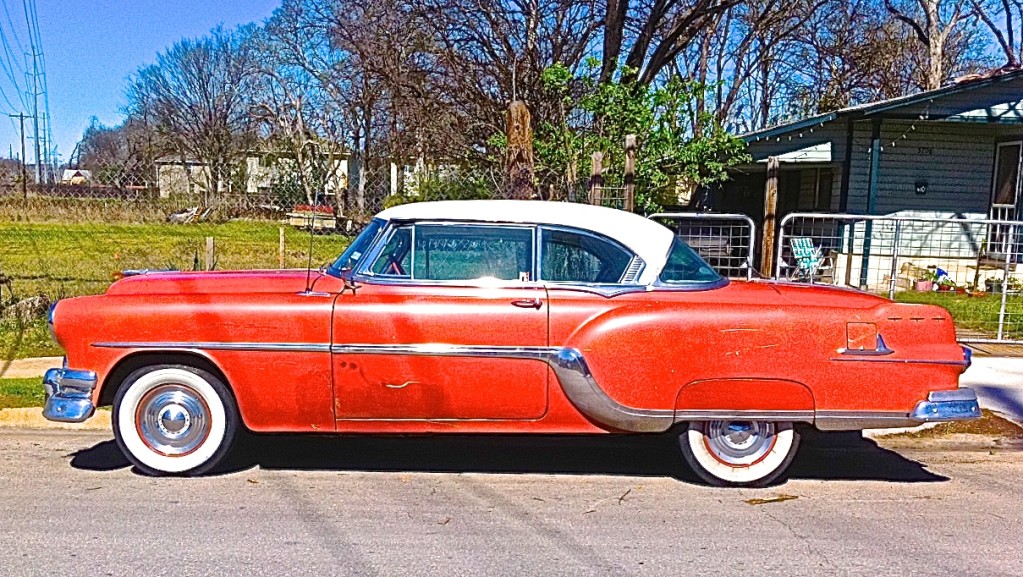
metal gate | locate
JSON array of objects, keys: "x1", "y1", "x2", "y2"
[
  {"x1": 777, "y1": 212, "x2": 1023, "y2": 345},
  {"x1": 649, "y1": 213, "x2": 757, "y2": 280}
]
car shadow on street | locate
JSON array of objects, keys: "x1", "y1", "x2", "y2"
[{"x1": 70, "y1": 429, "x2": 947, "y2": 484}]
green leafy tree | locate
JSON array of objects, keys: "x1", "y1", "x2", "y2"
[{"x1": 535, "y1": 61, "x2": 750, "y2": 213}]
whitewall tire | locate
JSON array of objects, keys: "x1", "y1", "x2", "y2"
[
  {"x1": 113, "y1": 365, "x2": 239, "y2": 476},
  {"x1": 679, "y1": 420, "x2": 800, "y2": 487}
]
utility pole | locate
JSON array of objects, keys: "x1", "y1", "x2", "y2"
[
  {"x1": 9, "y1": 113, "x2": 28, "y2": 198},
  {"x1": 30, "y1": 47, "x2": 41, "y2": 185}
]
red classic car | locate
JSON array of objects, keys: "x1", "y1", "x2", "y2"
[{"x1": 43, "y1": 200, "x2": 980, "y2": 486}]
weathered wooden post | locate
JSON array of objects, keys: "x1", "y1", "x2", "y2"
[
  {"x1": 760, "y1": 156, "x2": 780, "y2": 278},
  {"x1": 589, "y1": 152, "x2": 603, "y2": 206},
  {"x1": 505, "y1": 100, "x2": 535, "y2": 199},
  {"x1": 205, "y1": 237, "x2": 216, "y2": 271},
  {"x1": 624, "y1": 135, "x2": 636, "y2": 212},
  {"x1": 279, "y1": 226, "x2": 286, "y2": 269}
]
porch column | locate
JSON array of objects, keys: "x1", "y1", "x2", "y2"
[{"x1": 859, "y1": 118, "x2": 883, "y2": 288}]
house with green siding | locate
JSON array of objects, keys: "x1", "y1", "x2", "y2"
[{"x1": 712, "y1": 68, "x2": 1023, "y2": 290}]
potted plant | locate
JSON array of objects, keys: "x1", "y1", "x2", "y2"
[
  {"x1": 986, "y1": 276, "x2": 1003, "y2": 293},
  {"x1": 914, "y1": 276, "x2": 934, "y2": 291}
]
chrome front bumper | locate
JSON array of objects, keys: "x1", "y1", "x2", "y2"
[
  {"x1": 42, "y1": 368, "x2": 97, "y2": 423},
  {"x1": 909, "y1": 388, "x2": 982, "y2": 422}
]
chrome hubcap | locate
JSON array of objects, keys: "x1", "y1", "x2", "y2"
[
  {"x1": 136, "y1": 384, "x2": 210, "y2": 456},
  {"x1": 703, "y1": 420, "x2": 776, "y2": 466}
]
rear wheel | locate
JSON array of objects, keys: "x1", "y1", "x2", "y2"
[
  {"x1": 679, "y1": 420, "x2": 799, "y2": 487},
  {"x1": 113, "y1": 364, "x2": 238, "y2": 476}
]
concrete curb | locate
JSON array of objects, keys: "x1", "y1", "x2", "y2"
[{"x1": 0, "y1": 408, "x2": 110, "y2": 431}]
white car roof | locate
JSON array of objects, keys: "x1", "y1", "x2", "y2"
[{"x1": 376, "y1": 200, "x2": 675, "y2": 284}]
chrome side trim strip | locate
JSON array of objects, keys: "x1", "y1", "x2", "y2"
[
  {"x1": 330, "y1": 343, "x2": 552, "y2": 358},
  {"x1": 828, "y1": 357, "x2": 969, "y2": 366},
  {"x1": 92, "y1": 342, "x2": 332, "y2": 353}
]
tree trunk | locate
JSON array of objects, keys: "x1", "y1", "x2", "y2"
[
  {"x1": 926, "y1": 0, "x2": 943, "y2": 90},
  {"x1": 505, "y1": 100, "x2": 536, "y2": 199}
]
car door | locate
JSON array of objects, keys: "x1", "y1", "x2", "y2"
[{"x1": 331, "y1": 221, "x2": 549, "y2": 421}]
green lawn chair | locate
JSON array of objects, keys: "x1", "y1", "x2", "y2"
[{"x1": 788, "y1": 237, "x2": 833, "y2": 283}]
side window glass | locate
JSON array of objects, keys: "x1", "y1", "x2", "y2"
[
  {"x1": 413, "y1": 224, "x2": 534, "y2": 281},
  {"x1": 659, "y1": 238, "x2": 722, "y2": 284},
  {"x1": 368, "y1": 225, "x2": 412, "y2": 277},
  {"x1": 541, "y1": 228, "x2": 633, "y2": 283}
]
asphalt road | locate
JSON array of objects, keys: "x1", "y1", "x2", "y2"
[{"x1": 2, "y1": 430, "x2": 1022, "y2": 577}]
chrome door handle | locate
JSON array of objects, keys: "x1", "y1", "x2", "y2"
[{"x1": 511, "y1": 298, "x2": 543, "y2": 309}]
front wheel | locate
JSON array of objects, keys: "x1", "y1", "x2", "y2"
[
  {"x1": 113, "y1": 365, "x2": 239, "y2": 476},
  {"x1": 678, "y1": 420, "x2": 800, "y2": 487}
]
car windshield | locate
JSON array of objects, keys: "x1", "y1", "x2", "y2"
[
  {"x1": 659, "y1": 237, "x2": 724, "y2": 285},
  {"x1": 326, "y1": 218, "x2": 385, "y2": 277}
]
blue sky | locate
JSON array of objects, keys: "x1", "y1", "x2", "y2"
[{"x1": 0, "y1": 0, "x2": 281, "y2": 163}]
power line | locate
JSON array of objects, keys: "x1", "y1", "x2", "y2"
[{"x1": 0, "y1": 0, "x2": 25, "y2": 60}]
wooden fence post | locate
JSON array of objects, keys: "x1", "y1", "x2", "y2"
[
  {"x1": 589, "y1": 152, "x2": 603, "y2": 206},
  {"x1": 624, "y1": 135, "x2": 636, "y2": 212},
  {"x1": 279, "y1": 227, "x2": 286, "y2": 269},
  {"x1": 205, "y1": 237, "x2": 216, "y2": 271},
  {"x1": 760, "y1": 156, "x2": 780, "y2": 278}
]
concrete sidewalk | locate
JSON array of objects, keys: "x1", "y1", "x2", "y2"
[
  {"x1": 0, "y1": 357, "x2": 63, "y2": 379},
  {"x1": 961, "y1": 357, "x2": 1023, "y2": 425}
]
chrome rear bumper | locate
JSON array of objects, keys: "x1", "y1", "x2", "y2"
[
  {"x1": 909, "y1": 388, "x2": 981, "y2": 422},
  {"x1": 42, "y1": 368, "x2": 97, "y2": 423}
]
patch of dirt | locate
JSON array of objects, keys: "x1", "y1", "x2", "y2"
[{"x1": 879, "y1": 410, "x2": 1023, "y2": 440}]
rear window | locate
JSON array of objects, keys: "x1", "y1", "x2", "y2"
[{"x1": 659, "y1": 238, "x2": 723, "y2": 284}]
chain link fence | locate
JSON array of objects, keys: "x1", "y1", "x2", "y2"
[{"x1": 0, "y1": 157, "x2": 424, "y2": 360}]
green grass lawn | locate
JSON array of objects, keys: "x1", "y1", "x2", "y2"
[
  {"x1": 1, "y1": 220, "x2": 353, "y2": 359},
  {"x1": 894, "y1": 290, "x2": 1023, "y2": 339},
  {"x1": 0, "y1": 378, "x2": 46, "y2": 409}
]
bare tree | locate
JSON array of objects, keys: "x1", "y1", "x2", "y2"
[
  {"x1": 255, "y1": 1, "x2": 355, "y2": 207},
  {"x1": 127, "y1": 26, "x2": 260, "y2": 208},
  {"x1": 76, "y1": 116, "x2": 156, "y2": 188},
  {"x1": 884, "y1": 0, "x2": 976, "y2": 89},
  {"x1": 971, "y1": 0, "x2": 1023, "y2": 67},
  {"x1": 415, "y1": 0, "x2": 602, "y2": 165},
  {"x1": 601, "y1": 0, "x2": 741, "y2": 85}
]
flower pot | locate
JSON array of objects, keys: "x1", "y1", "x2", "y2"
[{"x1": 914, "y1": 280, "x2": 934, "y2": 291}]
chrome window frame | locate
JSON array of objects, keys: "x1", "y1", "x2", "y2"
[
  {"x1": 325, "y1": 218, "x2": 387, "y2": 278},
  {"x1": 354, "y1": 219, "x2": 541, "y2": 288},
  {"x1": 351, "y1": 218, "x2": 727, "y2": 294},
  {"x1": 536, "y1": 225, "x2": 643, "y2": 285}
]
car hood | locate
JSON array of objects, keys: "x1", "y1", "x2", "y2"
[{"x1": 105, "y1": 270, "x2": 324, "y2": 296}]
